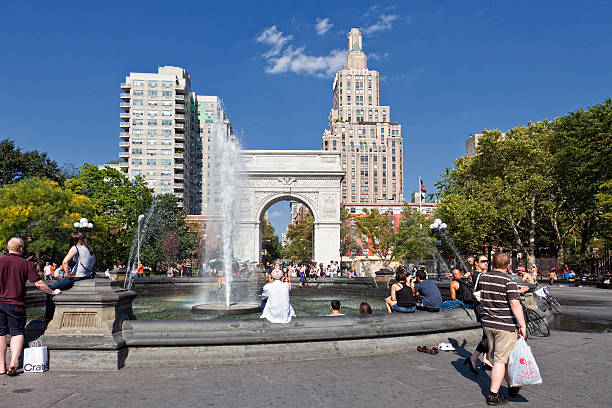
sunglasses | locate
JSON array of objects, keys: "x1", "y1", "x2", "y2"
[{"x1": 478, "y1": 260, "x2": 488, "y2": 263}]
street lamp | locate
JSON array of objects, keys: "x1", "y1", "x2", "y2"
[{"x1": 74, "y1": 218, "x2": 93, "y2": 237}]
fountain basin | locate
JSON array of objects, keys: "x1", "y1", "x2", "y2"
[{"x1": 191, "y1": 303, "x2": 261, "y2": 315}]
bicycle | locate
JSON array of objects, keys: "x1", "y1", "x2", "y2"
[
  {"x1": 535, "y1": 286, "x2": 562, "y2": 314},
  {"x1": 521, "y1": 301, "x2": 550, "y2": 337}
]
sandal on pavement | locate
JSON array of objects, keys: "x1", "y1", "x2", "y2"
[
  {"x1": 421, "y1": 346, "x2": 430, "y2": 353},
  {"x1": 7, "y1": 367, "x2": 18, "y2": 376},
  {"x1": 430, "y1": 347, "x2": 439, "y2": 355},
  {"x1": 417, "y1": 346, "x2": 424, "y2": 352}
]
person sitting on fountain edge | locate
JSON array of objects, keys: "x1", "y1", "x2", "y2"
[
  {"x1": 440, "y1": 267, "x2": 476, "y2": 310},
  {"x1": 385, "y1": 266, "x2": 416, "y2": 313},
  {"x1": 414, "y1": 269, "x2": 442, "y2": 312},
  {"x1": 260, "y1": 264, "x2": 295, "y2": 323}
]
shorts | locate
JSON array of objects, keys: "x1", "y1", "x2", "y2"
[
  {"x1": 392, "y1": 304, "x2": 416, "y2": 313},
  {"x1": 483, "y1": 326, "x2": 518, "y2": 365},
  {"x1": 0, "y1": 302, "x2": 27, "y2": 336}
]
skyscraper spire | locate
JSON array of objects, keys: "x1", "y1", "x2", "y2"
[{"x1": 344, "y1": 28, "x2": 367, "y2": 70}]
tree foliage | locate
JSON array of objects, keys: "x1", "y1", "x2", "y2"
[
  {"x1": 0, "y1": 178, "x2": 94, "y2": 267},
  {"x1": 435, "y1": 99, "x2": 612, "y2": 270},
  {"x1": 261, "y1": 218, "x2": 282, "y2": 265},
  {"x1": 354, "y1": 209, "x2": 398, "y2": 266},
  {"x1": 340, "y1": 206, "x2": 361, "y2": 256},
  {"x1": 394, "y1": 207, "x2": 435, "y2": 262},
  {"x1": 283, "y1": 214, "x2": 314, "y2": 262},
  {"x1": 65, "y1": 164, "x2": 153, "y2": 268},
  {"x1": 0, "y1": 139, "x2": 66, "y2": 186}
]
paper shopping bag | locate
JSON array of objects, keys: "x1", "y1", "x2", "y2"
[{"x1": 23, "y1": 346, "x2": 49, "y2": 373}]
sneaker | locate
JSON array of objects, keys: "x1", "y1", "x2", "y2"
[
  {"x1": 508, "y1": 386, "x2": 520, "y2": 398},
  {"x1": 486, "y1": 394, "x2": 508, "y2": 406}
]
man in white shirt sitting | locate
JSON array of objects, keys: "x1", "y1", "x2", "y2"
[{"x1": 260, "y1": 266, "x2": 295, "y2": 324}]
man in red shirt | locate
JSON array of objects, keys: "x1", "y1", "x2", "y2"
[{"x1": 0, "y1": 238, "x2": 60, "y2": 376}]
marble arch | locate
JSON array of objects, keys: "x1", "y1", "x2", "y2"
[{"x1": 235, "y1": 150, "x2": 344, "y2": 264}]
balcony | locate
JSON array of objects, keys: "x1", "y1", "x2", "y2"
[
  {"x1": 175, "y1": 84, "x2": 186, "y2": 94},
  {"x1": 174, "y1": 153, "x2": 184, "y2": 160},
  {"x1": 175, "y1": 103, "x2": 185, "y2": 112},
  {"x1": 174, "y1": 174, "x2": 184, "y2": 181},
  {"x1": 120, "y1": 93, "x2": 131, "y2": 100},
  {"x1": 174, "y1": 143, "x2": 185, "y2": 149},
  {"x1": 119, "y1": 161, "x2": 129, "y2": 168},
  {"x1": 174, "y1": 134, "x2": 185, "y2": 142},
  {"x1": 174, "y1": 183, "x2": 184, "y2": 190},
  {"x1": 120, "y1": 122, "x2": 130, "y2": 129},
  {"x1": 175, "y1": 192, "x2": 184, "y2": 199},
  {"x1": 174, "y1": 163, "x2": 184, "y2": 170},
  {"x1": 119, "y1": 142, "x2": 130, "y2": 148},
  {"x1": 119, "y1": 132, "x2": 130, "y2": 140},
  {"x1": 120, "y1": 102, "x2": 131, "y2": 111},
  {"x1": 120, "y1": 82, "x2": 131, "y2": 90},
  {"x1": 119, "y1": 152, "x2": 129, "y2": 158},
  {"x1": 174, "y1": 94, "x2": 184, "y2": 102},
  {"x1": 174, "y1": 122, "x2": 185, "y2": 131},
  {"x1": 174, "y1": 114, "x2": 185, "y2": 122},
  {"x1": 120, "y1": 113, "x2": 130, "y2": 120}
]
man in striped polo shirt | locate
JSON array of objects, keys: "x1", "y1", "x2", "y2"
[{"x1": 479, "y1": 252, "x2": 526, "y2": 406}]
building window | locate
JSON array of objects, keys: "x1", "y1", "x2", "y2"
[
  {"x1": 147, "y1": 139, "x2": 157, "y2": 145},
  {"x1": 161, "y1": 139, "x2": 172, "y2": 145},
  {"x1": 147, "y1": 120, "x2": 157, "y2": 126},
  {"x1": 146, "y1": 169, "x2": 156, "y2": 176},
  {"x1": 162, "y1": 91, "x2": 172, "y2": 97},
  {"x1": 146, "y1": 159, "x2": 156, "y2": 165},
  {"x1": 133, "y1": 99, "x2": 144, "y2": 105},
  {"x1": 161, "y1": 159, "x2": 172, "y2": 165},
  {"x1": 148, "y1": 81, "x2": 157, "y2": 87},
  {"x1": 132, "y1": 148, "x2": 142, "y2": 154},
  {"x1": 161, "y1": 149, "x2": 171, "y2": 155},
  {"x1": 131, "y1": 159, "x2": 142, "y2": 165},
  {"x1": 148, "y1": 100, "x2": 158, "y2": 106},
  {"x1": 148, "y1": 90, "x2": 158, "y2": 96},
  {"x1": 131, "y1": 170, "x2": 142, "y2": 176},
  {"x1": 134, "y1": 90, "x2": 144, "y2": 96},
  {"x1": 162, "y1": 120, "x2": 172, "y2": 126},
  {"x1": 133, "y1": 80, "x2": 144, "y2": 86}
]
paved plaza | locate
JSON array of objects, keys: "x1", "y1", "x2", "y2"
[{"x1": 2, "y1": 287, "x2": 611, "y2": 408}]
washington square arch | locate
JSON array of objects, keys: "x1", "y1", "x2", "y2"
[{"x1": 234, "y1": 150, "x2": 344, "y2": 265}]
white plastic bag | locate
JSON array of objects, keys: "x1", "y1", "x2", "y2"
[{"x1": 508, "y1": 338, "x2": 542, "y2": 386}]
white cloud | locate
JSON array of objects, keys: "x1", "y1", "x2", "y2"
[
  {"x1": 256, "y1": 26, "x2": 346, "y2": 78},
  {"x1": 368, "y1": 52, "x2": 389, "y2": 60},
  {"x1": 364, "y1": 14, "x2": 399, "y2": 34},
  {"x1": 314, "y1": 17, "x2": 333, "y2": 35},
  {"x1": 268, "y1": 210, "x2": 283, "y2": 218},
  {"x1": 255, "y1": 26, "x2": 293, "y2": 58}
]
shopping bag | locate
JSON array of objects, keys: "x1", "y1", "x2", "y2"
[
  {"x1": 508, "y1": 338, "x2": 542, "y2": 386},
  {"x1": 23, "y1": 343, "x2": 49, "y2": 373}
]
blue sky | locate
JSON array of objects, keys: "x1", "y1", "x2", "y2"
[{"x1": 2, "y1": 0, "x2": 611, "y2": 236}]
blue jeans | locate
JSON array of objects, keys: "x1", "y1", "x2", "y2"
[
  {"x1": 440, "y1": 299, "x2": 475, "y2": 310},
  {"x1": 392, "y1": 304, "x2": 416, "y2": 313},
  {"x1": 44, "y1": 276, "x2": 88, "y2": 320}
]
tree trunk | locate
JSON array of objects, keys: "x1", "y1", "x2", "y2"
[{"x1": 526, "y1": 196, "x2": 536, "y2": 269}]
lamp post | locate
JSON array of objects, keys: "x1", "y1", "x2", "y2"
[
  {"x1": 429, "y1": 219, "x2": 447, "y2": 280},
  {"x1": 74, "y1": 218, "x2": 93, "y2": 239},
  {"x1": 137, "y1": 214, "x2": 145, "y2": 265}
]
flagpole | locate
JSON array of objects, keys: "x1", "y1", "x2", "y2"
[{"x1": 418, "y1": 174, "x2": 422, "y2": 214}]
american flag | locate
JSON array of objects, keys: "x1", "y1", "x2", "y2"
[{"x1": 420, "y1": 180, "x2": 427, "y2": 193}]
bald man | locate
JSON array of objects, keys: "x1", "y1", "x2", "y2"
[{"x1": 0, "y1": 238, "x2": 60, "y2": 376}]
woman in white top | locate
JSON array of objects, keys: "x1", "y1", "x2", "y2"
[{"x1": 39, "y1": 232, "x2": 95, "y2": 322}]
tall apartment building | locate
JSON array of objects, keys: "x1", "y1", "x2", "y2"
[
  {"x1": 119, "y1": 67, "x2": 235, "y2": 215},
  {"x1": 195, "y1": 95, "x2": 235, "y2": 214},
  {"x1": 322, "y1": 28, "x2": 404, "y2": 205},
  {"x1": 119, "y1": 66, "x2": 199, "y2": 213}
]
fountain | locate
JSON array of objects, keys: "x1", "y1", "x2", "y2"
[{"x1": 191, "y1": 101, "x2": 260, "y2": 315}]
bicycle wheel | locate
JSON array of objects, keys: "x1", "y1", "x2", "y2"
[
  {"x1": 548, "y1": 297, "x2": 562, "y2": 314},
  {"x1": 527, "y1": 308, "x2": 550, "y2": 337}
]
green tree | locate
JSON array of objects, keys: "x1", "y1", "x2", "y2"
[
  {"x1": 394, "y1": 206, "x2": 435, "y2": 262},
  {"x1": 340, "y1": 206, "x2": 360, "y2": 256},
  {"x1": 549, "y1": 99, "x2": 612, "y2": 264},
  {"x1": 261, "y1": 219, "x2": 281, "y2": 265},
  {"x1": 0, "y1": 178, "x2": 94, "y2": 267},
  {"x1": 0, "y1": 139, "x2": 66, "y2": 186},
  {"x1": 354, "y1": 209, "x2": 398, "y2": 267},
  {"x1": 65, "y1": 164, "x2": 153, "y2": 268},
  {"x1": 283, "y1": 214, "x2": 314, "y2": 262},
  {"x1": 138, "y1": 194, "x2": 197, "y2": 272}
]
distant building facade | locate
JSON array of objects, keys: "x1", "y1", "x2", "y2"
[
  {"x1": 119, "y1": 66, "x2": 233, "y2": 215},
  {"x1": 322, "y1": 28, "x2": 404, "y2": 206}
]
